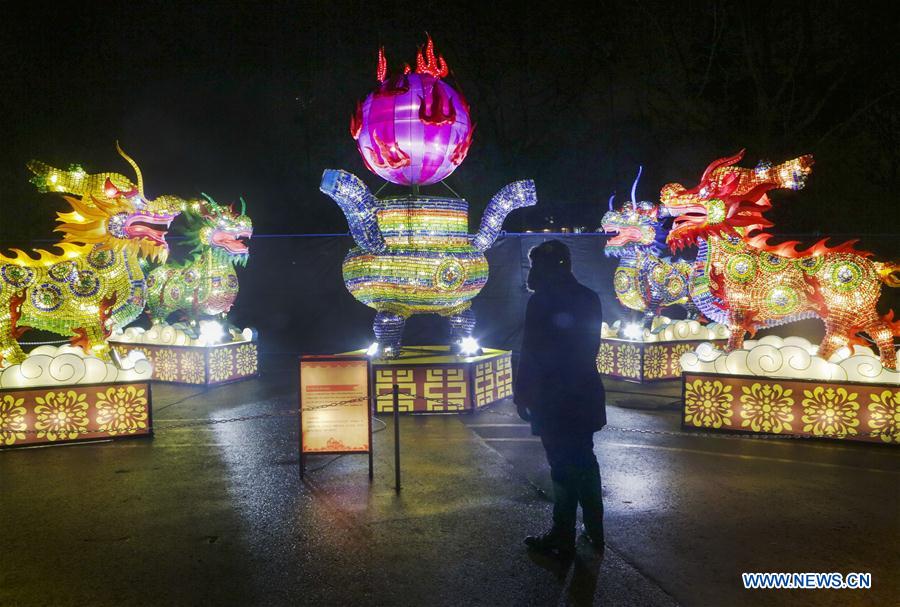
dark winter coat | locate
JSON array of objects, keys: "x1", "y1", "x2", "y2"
[{"x1": 513, "y1": 273, "x2": 606, "y2": 436}]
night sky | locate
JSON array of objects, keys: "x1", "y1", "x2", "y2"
[{"x1": 1, "y1": 1, "x2": 898, "y2": 243}]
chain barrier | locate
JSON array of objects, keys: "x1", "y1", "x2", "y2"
[
  {"x1": 18, "y1": 338, "x2": 70, "y2": 346},
  {"x1": 477, "y1": 406, "x2": 890, "y2": 441},
  {"x1": 604, "y1": 425, "x2": 890, "y2": 442}
]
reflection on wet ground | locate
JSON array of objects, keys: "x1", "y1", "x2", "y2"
[{"x1": 1, "y1": 355, "x2": 897, "y2": 606}]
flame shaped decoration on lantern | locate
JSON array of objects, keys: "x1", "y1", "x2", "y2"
[
  {"x1": 349, "y1": 35, "x2": 473, "y2": 185},
  {"x1": 415, "y1": 36, "x2": 449, "y2": 78},
  {"x1": 366, "y1": 131, "x2": 412, "y2": 169}
]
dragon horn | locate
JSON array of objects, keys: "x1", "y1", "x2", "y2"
[
  {"x1": 239, "y1": 197, "x2": 246, "y2": 215},
  {"x1": 630, "y1": 165, "x2": 643, "y2": 210},
  {"x1": 607, "y1": 193, "x2": 615, "y2": 211},
  {"x1": 115, "y1": 141, "x2": 144, "y2": 197},
  {"x1": 700, "y1": 149, "x2": 745, "y2": 184},
  {"x1": 200, "y1": 192, "x2": 220, "y2": 215}
]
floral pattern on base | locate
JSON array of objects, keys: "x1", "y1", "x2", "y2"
[
  {"x1": 0, "y1": 382, "x2": 152, "y2": 449},
  {"x1": 95, "y1": 386, "x2": 149, "y2": 435},
  {"x1": 209, "y1": 348, "x2": 235, "y2": 383},
  {"x1": 681, "y1": 373, "x2": 892, "y2": 444},
  {"x1": 739, "y1": 383, "x2": 794, "y2": 433},
  {"x1": 111, "y1": 341, "x2": 258, "y2": 384},
  {"x1": 801, "y1": 387, "x2": 860, "y2": 438},
  {"x1": 867, "y1": 389, "x2": 900, "y2": 444},
  {"x1": 34, "y1": 391, "x2": 89, "y2": 441},
  {"x1": 684, "y1": 379, "x2": 734, "y2": 428},
  {"x1": 0, "y1": 395, "x2": 27, "y2": 446}
]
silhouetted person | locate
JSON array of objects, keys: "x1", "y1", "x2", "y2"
[{"x1": 514, "y1": 240, "x2": 606, "y2": 558}]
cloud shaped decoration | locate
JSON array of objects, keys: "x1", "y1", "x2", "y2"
[
  {"x1": 0, "y1": 345, "x2": 152, "y2": 389},
  {"x1": 680, "y1": 335, "x2": 899, "y2": 384}
]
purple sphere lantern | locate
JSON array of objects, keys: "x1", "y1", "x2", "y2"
[{"x1": 350, "y1": 36, "x2": 474, "y2": 186}]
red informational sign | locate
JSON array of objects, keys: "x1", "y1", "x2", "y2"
[{"x1": 299, "y1": 356, "x2": 372, "y2": 477}]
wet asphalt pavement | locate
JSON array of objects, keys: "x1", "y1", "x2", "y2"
[{"x1": 1, "y1": 355, "x2": 898, "y2": 606}]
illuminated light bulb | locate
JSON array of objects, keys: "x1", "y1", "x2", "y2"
[
  {"x1": 49, "y1": 173, "x2": 58, "y2": 184},
  {"x1": 623, "y1": 323, "x2": 643, "y2": 340},
  {"x1": 459, "y1": 337, "x2": 481, "y2": 356},
  {"x1": 366, "y1": 342, "x2": 380, "y2": 357},
  {"x1": 198, "y1": 320, "x2": 226, "y2": 345}
]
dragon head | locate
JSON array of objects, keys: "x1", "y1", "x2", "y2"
[
  {"x1": 661, "y1": 150, "x2": 814, "y2": 250},
  {"x1": 30, "y1": 144, "x2": 183, "y2": 261},
  {"x1": 601, "y1": 166, "x2": 669, "y2": 257},
  {"x1": 183, "y1": 194, "x2": 253, "y2": 266},
  {"x1": 601, "y1": 198, "x2": 668, "y2": 258},
  {"x1": 56, "y1": 187, "x2": 178, "y2": 262}
]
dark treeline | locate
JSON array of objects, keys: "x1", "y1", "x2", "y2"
[{"x1": 1, "y1": 1, "x2": 897, "y2": 244}]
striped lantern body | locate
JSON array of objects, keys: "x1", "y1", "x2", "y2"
[{"x1": 342, "y1": 196, "x2": 487, "y2": 316}]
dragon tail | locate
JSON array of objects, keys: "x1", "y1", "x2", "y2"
[
  {"x1": 875, "y1": 261, "x2": 900, "y2": 287},
  {"x1": 26, "y1": 160, "x2": 95, "y2": 196},
  {"x1": 27, "y1": 160, "x2": 79, "y2": 194}
]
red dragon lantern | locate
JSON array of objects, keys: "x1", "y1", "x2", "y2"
[{"x1": 661, "y1": 151, "x2": 899, "y2": 369}]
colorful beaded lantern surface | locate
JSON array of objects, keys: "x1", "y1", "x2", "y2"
[
  {"x1": 322, "y1": 38, "x2": 536, "y2": 356},
  {"x1": 661, "y1": 150, "x2": 900, "y2": 369},
  {"x1": 351, "y1": 36, "x2": 473, "y2": 186},
  {"x1": 321, "y1": 170, "x2": 535, "y2": 354},
  {"x1": 0, "y1": 146, "x2": 183, "y2": 364}
]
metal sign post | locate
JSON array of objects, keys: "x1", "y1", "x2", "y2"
[{"x1": 393, "y1": 383, "x2": 401, "y2": 493}]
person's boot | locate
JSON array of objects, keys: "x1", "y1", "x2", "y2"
[
  {"x1": 525, "y1": 478, "x2": 577, "y2": 558},
  {"x1": 575, "y1": 466, "x2": 605, "y2": 552}
]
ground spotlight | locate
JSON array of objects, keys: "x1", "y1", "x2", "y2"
[{"x1": 458, "y1": 337, "x2": 482, "y2": 357}]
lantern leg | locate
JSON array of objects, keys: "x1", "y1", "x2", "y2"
[
  {"x1": 449, "y1": 308, "x2": 476, "y2": 342},
  {"x1": 0, "y1": 322, "x2": 27, "y2": 366},
  {"x1": 374, "y1": 311, "x2": 406, "y2": 358},
  {"x1": 817, "y1": 319, "x2": 852, "y2": 362},
  {"x1": 684, "y1": 300, "x2": 700, "y2": 321}
]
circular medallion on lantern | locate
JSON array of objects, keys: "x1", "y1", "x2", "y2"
[
  {"x1": 31, "y1": 283, "x2": 63, "y2": 312},
  {"x1": 350, "y1": 36, "x2": 474, "y2": 186},
  {"x1": 726, "y1": 254, "x2": 757, "y2": 283},
  {"x1": 614, "y1": 268, "x2": 633, "y2": 295},
  {"x1": 435, "y1": 259, "x2": 466, "y2": 291},
  {"x1": 48, "y1": 261, "x2": 77, "y2": 284}
]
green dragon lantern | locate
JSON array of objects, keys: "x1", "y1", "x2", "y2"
[
  {"x1": 145, "y1": 194, "x2": 252, "y2": 328},
  {"x1": 320, "y1": 37, "x2": 536, "y2": 357},
  {"x1": 4, "y1": 146, "x2": 182, "y2": 364}
]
